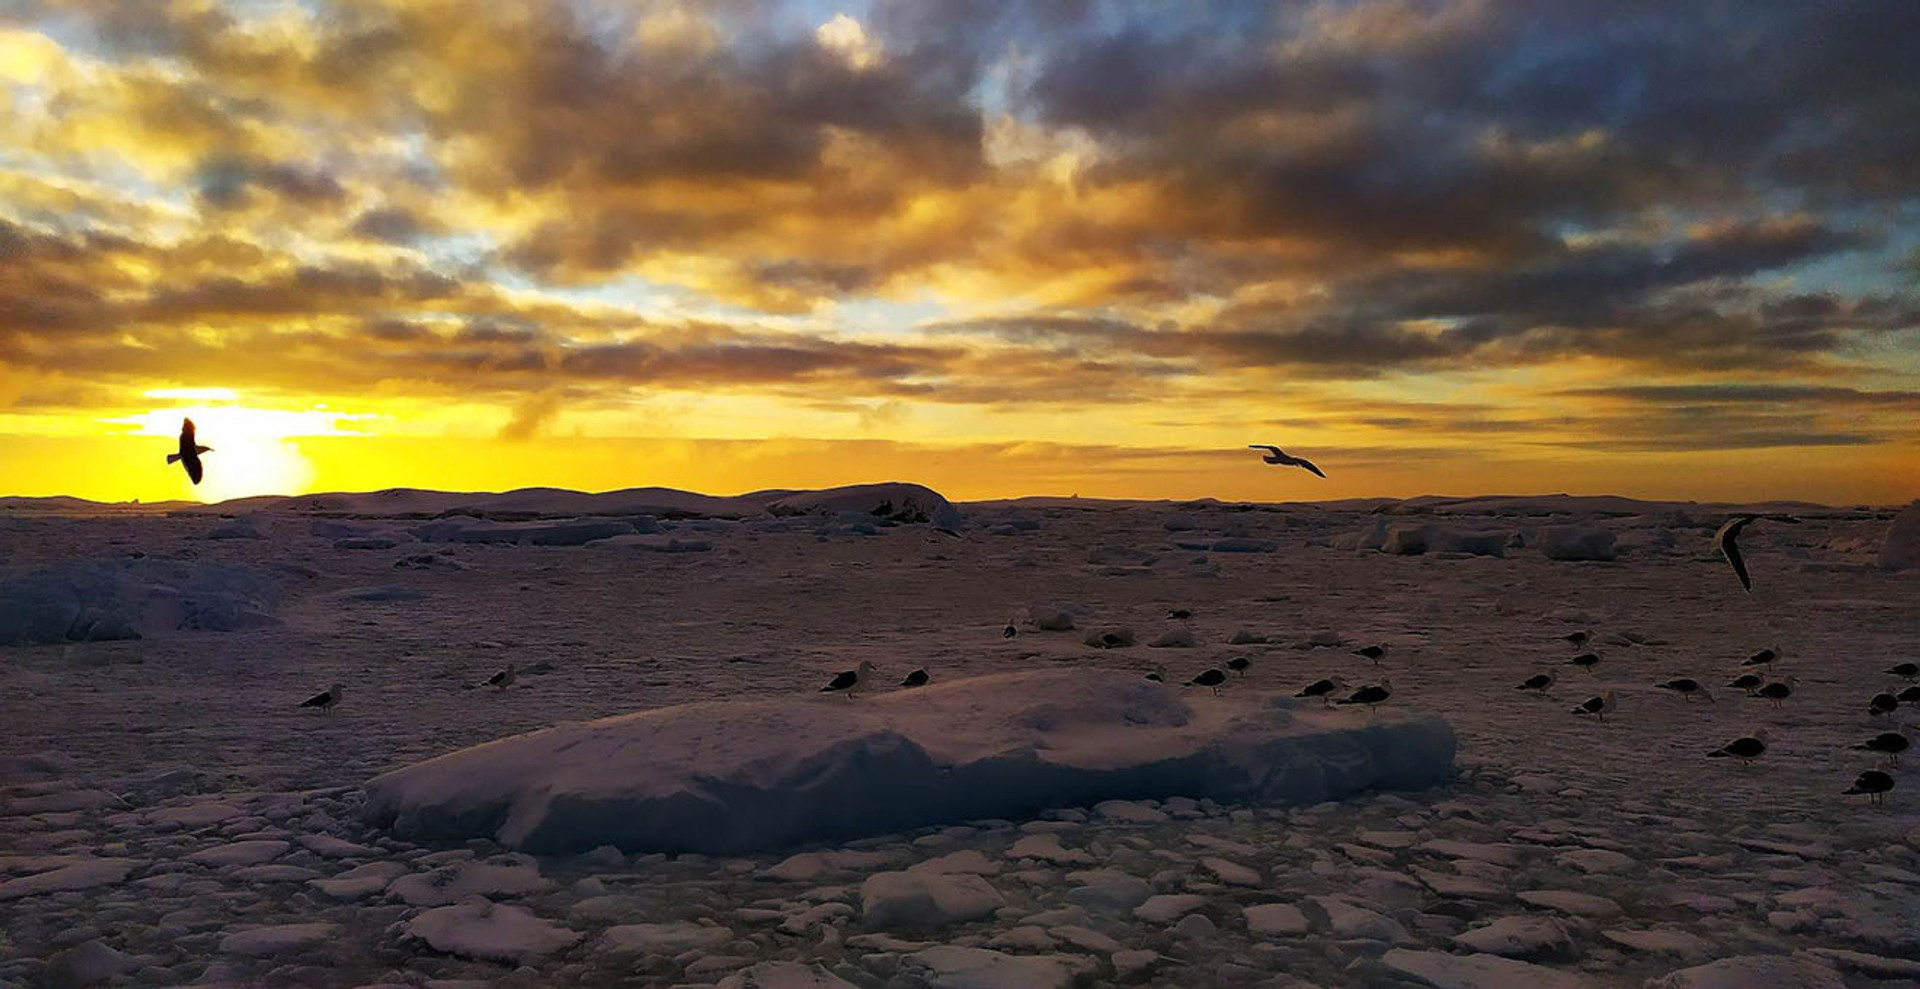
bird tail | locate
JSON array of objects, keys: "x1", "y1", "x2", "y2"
[
  {"x1": 166, "y1": 453, "x2": 181, "y2": 464},
  {"x1": 1707, "y1": 749, "x2": 1729, "y2": 758}
]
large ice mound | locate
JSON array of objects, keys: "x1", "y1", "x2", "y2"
[
  {"x1": 363, "y1": 669, "x2": 1454, "y2": 855},
  {"x1": 0, "y1": 558, "x2": 279, "y2": 646}
]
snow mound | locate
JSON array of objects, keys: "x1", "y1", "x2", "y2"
[
  {"x1": 206, "y1": 518, "x2": 265, "y2": 539},
  {"x1": 410, "y1": 517, "x2": 637, "y2": 546},
  {"x1": 1539, "y1": 525, "x2": 1618, "y2": 561},
  {"x1": 402, "y1": 901, "x2": 579, "y2": 964},
  {"x1": 363, "y1": 669, "x2": 1455, "y2": 854},
  {"x1": 1644, "y1": 955, "x2": 1845, "y2": 989},
  {"x1": 1381, "y1": 524, "x2": 1507, "y2": 557},
  {"x1": 764, "y1": 482, "x2": 959, "y2": 526},
  {"x1": 861, "y1": 871, "x2": 1006, "y2": 930},
  {"x1": 1877, "y1": 500, "x2": 1920, "y2": 570},
  {"x1": 0, "y1": 558, "x2": 278, "y2": 646}
]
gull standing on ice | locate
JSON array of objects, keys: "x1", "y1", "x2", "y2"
[
  {"x1": 167, "y1": 417, "x2": 212, "y2": 485},
  {"x1": 1844, "y1": 770, "x2": 1895, "y2": 805},
  {"x1": 1571, "y1": 690, "x2": 1617, "y2": 721},
  {"x1": 1143, "y1": 666, "x2": 1166, "y2": 683},
  {"x1": 1854, "y1": 726, "x2": 1913, "y2": 768},
  {"x1": 1868, "y1": 692, "x2": 1899, "y2": 717},
  {"x1": 1655, "y1": 678, "x2": 1714, "y2": 703},
  {"x1": 1516, "y1": 671, "x2": 1555, "y2": 694},
  {"x1": 1898, "y1": 685, "x2": 1920, "y2": 706},
  {"x1": 1567, "y1": 652, "x2": 1600, "y2": 675},
  {"x1": 478, "y1": 664, "x2": 516, "y2": 691},
  {"x1": 1226, "y1": 655, "x2": 1251, "y2": 677},
  {"x1": 1756, "y1": 676, "x2": 1798, "y2": 708},
  {"x1": 1337, "y1": 679, "x2": 1393, "y2": 711},
  {"x1": 299, "y1": 683, "x2": 342, "y2": 713},
  {"x1": 1885, "y1": 662, "x2": 1919, "y2": 680},
  {"x1": 821, "y1": 661, "x2": 877, "y2": 699},
  {"x1": 1352, "y1": 644, "x2": 1388, "y2": 665},
  {"x1": 1247, "y1": 445, "x2": 1326, "y2": 478},
  {"x1": 900, "y1": 668, "x2": 930, "y2": 688},
  {"x1": 1186, "y1": 668, "x2": 1228, "y2": 695},
  {"x1": 1708, "y1": 728, "x2": 1768, "y2": 763},
  {"x1": 1726, "y1": 673, "x2": 1764, "y2": 695},
  {"x1": 1295, "y1": 676, "x2": 1348, "y2": 707},
  {"x1": 1562, "y1": 630, "x2": 1590, "y2": 648}
]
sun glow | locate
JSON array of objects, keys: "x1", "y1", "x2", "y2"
[{"x1": 107, "y1": 400, "x2": 370, "y2": 503}]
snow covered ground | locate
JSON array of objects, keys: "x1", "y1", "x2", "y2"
[{"x1": 1, "y1": 489, "x2": 1917, "y2": 988}]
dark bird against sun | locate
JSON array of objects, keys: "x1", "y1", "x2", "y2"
[{"x1": 166, "y1": 417, "x2": 212, "y2": 485}]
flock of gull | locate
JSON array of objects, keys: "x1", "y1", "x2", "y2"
[{"x1": 213, "y1": 423, "x2": 1911, "y2": 807}]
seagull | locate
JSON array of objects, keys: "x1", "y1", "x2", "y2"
[
  {"x1": 1567, "y1": 652, "x2": 1600, "y2": 674},
  {"x1": 1226, "y1": 655, "x2": 1251, "y2": 677},
  {"x1": 1844, "y1": 769, "x2": 1895, "y2": 805},
  {"x1": 1562, "y1": 630, "x2": 1591, "y2": 648},
  {"x1": 1336, "y1": 679, "x2": 1393, "y2": 711},
  {"x1": 478, "y1": 664, "x2": 516, "y2": 691},
  {"x1": 1247, "y1": 445, "x2": 1326, "y2": 478},
  {"x1": 1655, "y1": 678, "x2": 1714, "y2": 703},
  {"x1": 1854, "y1": 727, "x2": 1913, "y2": 768},
  {"x1": 932, "y1": 526, "x2": 961, "y2": 539},
  {"x1": 1708, "y1": 728, "x2": 1768, "y2": 763},
  {"x1": 1726, "y1": 673, "x2": 1764, "y2": 695},
  {"x1": 1741, "y1": 648, "x2": 1779, "y2": 669},
  {"x1": 1869, "y1": 692, "x2": 1899, "y2": 717},
  {"x1": 1515, "y1": 671, "x2": 1555, "y2": 694},
  {"x1": 900, "y1": 668, "x2": 930, "y2": 688},
  {"x1": 1352, "y1": 644, "x2": 1388, "y2": 665},
  {"x1": 1899, "y1": 685, "x2": 1920, "y2": 706},
  {"x1": 1185, "y1": 668, "x2": 1229, "y2": 695},
  {"x1": 299, "y1": 683, "x2": 342, "y2": 713},
  {"x1": 1756, "y1": 676, "x2": 1798, "y2": 708},
  {"x1": 1571, "y1": 690, "x2": 1617, "y2": 721},
  {"x1": 1003, "y1": 622, "x2": 1017, "y2": 639},
  {"x1": 1295, "y1": 676, "x2": 1348, "y2": 707},
  {"x1": 1143, "y1": 666, "x2": 1166, "y2": 683},
  {"x1": 1713, "y1": 514, "x2": 1760, "y2": 593},
  {"x1": 821, "y1": 660, "x2": 877, "y2": 699},
  {"x1": 1167, "y1": 609, "x2": 1192, "y2": 620},
  {"x1": 167, "y1": 417, "x2": 212, "y2": 485},
  {"x1": 1886, "y1": 662, "x2": 1919, "y2": 681}
]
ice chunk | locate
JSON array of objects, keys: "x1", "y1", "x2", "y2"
[
  {"x1": 364, "y1": 669, "x2": 1455, "y2": 854},
  {"x1": 403, "y1": 902, "x2": 579, "y2": 964},
  {"x1": 217, "y1": 923, "x2": 339, "y2": 957},
  {"x1": 1878, "y1": 500, "x2": 1920, "y2": 570},
  {"x1": 897, "y1": 946, "x2": 1096, "y2": 989},
  {"x1": 861, "y1": 871, "x2": 1006, "y2": 930},
  {"x1": 1382, "y1": 948, "x2": 1598, "y2": 988},
  {"x1": 1644, "y1": 955, "x2": 1845, "y2": 989}
]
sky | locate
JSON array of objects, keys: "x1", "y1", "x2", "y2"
[{"x1": 1, "y1": 0, "x2": 1916, "y2": 505}]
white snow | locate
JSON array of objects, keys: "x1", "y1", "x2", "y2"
[
  {"x1": 1381, "y1": 948, "x2": 1600, "y2": 988},
  {"x1": 0, "y1": 859, "x2": 137, "y2": 900},
  {"x1": 1877, "y1": 499, "x2": 1920, "y2": 570},
  {"x1": 385, "y1": 857, "x2": 550, "y2": 906},
  {"x1": 363, "y1": 668, "x2": 1455, "y2": 854},
  {"x1": 860, "y1": 870, "x2": 1006, "y2": 930},
  {"x1": 715, "y1": 962, "x2": 859, "y2": 989},
  {"x1": 763, "y1": 482, "x2": 959, "y2": 526},
  {"x1": 897, "y1": 945, "x2": 1096, "y2": 989},
  {"x1": 1643, "y1": 955, "x2": 1846, "y2": 989},
  {"x1": 217, "y1": 922, "x2": 339, "y2": 957},
  {"x1": 403, "y1": 902, "x2": 580, "y2": 963}
]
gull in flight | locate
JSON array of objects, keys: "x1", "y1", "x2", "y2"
[
  {"x1": 167, "y1": 417, "x2": 212, "y2": 485},
  {"x1": 1713, "y1": 513, "x2": 1798, "y2": 593},
  {"x1": 1247, "y1": 445, "x2": 1326, "y2": 478}
]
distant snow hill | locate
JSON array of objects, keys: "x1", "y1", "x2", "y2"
[
  {"x1": 0, "y1": 481, "x2": 959, "y2": 522},
  {"x1": 363, "y1": 669, "x2": 1457, "y2": 855}
]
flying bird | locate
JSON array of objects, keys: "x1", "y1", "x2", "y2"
[
  {"x1": 1655, "y1": 678, "x2": 1714, "y2": 703},
  {"x1": 820, "y1": 660, "x2": 877, "y2": 699},
  {"x1": 298, "y1": 683, "x2": 342, "y2": 713},
  {"x1": 1247, "y1": 445, "x2": 1326, "y2": 478},
  {"x1": 1571, "y1": 690, "x2": 1617, "y2": 720},
  {"x1": 1756, "y1": 676, "x2": 1798, "y2": 708},
  {"x1": 1869, "y1": 692, "x2": 1900, "y2": 717},
  {"x1": 1226, "y1": 655, "x2": 1252, "y2": 677},
  {"x1": 1352, "y1": 644, "x2": 1388, "y2": 665},
  {"x1": 1726, "y1": 673, "x2": 1764, "y2": 695},
  {"x1": 1854, "y1": 727, "x2": 1913, "y2": 768},
  {"x1": 167, "y1": 417, "x2": 212, "y2": 485},
  {"x1": 1337, "y1": 679, "x2": 1393, "y2": 711},
  {"x1": 1295, "y1": 676, "x2": 1348, "y2": 707},
  {"x1": 1711, "y1": 514, "x2": 1799, "y2": 592},
  {"x1": 900, "y1": 668, "x2": 930, "y2": 688},
  {"x1": 1886, "y1": 662, "x2": 1919, "y2": 681},
  {"x1": 1567, "y1": 652, "x2": 1601, "y2": 674},
  {"x1": 1844, "y1": 770, "x2": 1895, "y2": 805},
  {"x1": 1185, "y1": 668, "x2": 1229, "y2": 695},
  {"x1": 1708, "y1": 728, "x2": 1768, "y2": 763},
  {"x1": 1515, "y1": 672, "x2": 1555, "y2": 694}
]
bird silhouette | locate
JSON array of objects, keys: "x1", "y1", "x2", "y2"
[
  {"x1": 1246, "y1": 445, "x2": 1326, "y2": 478},
  {"x1": 167, "y1": 418, "x2": 212, "y2": 485}
]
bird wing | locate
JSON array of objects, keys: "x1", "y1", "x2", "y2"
[
  {"x1": 1247, "y1": 444, "x2": 1280, "y2": 454},
  {"x1": 185, "y1": 454, "x2": 204, "y2": 485},
  {"x1": 299, "y1": 689, "x2": 331, "y2": 706},
  {"x1": 1292, "y1": 456, "x2": 1327, "y2": 478},
  {"x1": 823, "y1": 670, "x2": 856, "y2": 690},
  {"x1": 1719, "y1": 529, "x2": 1752, "y2": 592}
]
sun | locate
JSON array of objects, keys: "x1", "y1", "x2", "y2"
[{"x1": 112, "y1": 393, "x2": 364, "y2": 503}]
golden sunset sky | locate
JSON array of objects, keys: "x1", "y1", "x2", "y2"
[{"x1": 2, "y1": 1, "x2": 1916, "y2": 504}]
